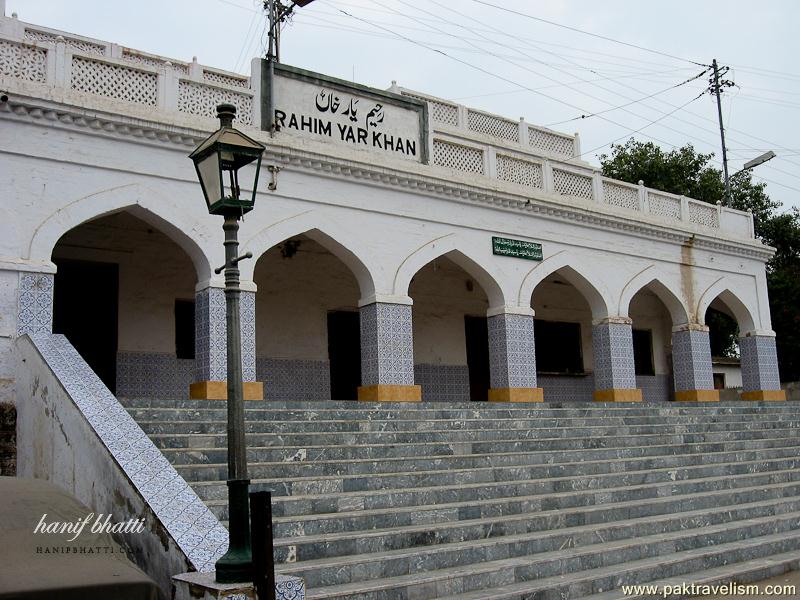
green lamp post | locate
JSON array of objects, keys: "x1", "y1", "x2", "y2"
[{"x1": 189, "y1": 103, "x2": 265, "y2": 583}]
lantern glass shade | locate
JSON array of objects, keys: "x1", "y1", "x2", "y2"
[
  {"x1": 190, "y1": 126, "x2": 266, "y2": 216},
  {"x1": 195, "y1": 151, "x2": 223, "y2": 211}
]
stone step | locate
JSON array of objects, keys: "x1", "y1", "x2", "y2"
[
  {"x1": 208, "y1": 454, "x2": 800, "y2": 520},
  {"x1": 120, "y1": 399, "x2": 800, "y2": 598},
  {"x1": 242, "y1": 462, "x2": 800, "y2": 533},
  {"x1": 156, "y1": 425, "x2": 800, "y2": 466},
  {"x1": 138, "y1": 413, "x2": 800, "y2": 440},
  {"x1": 584, "y1": 549, "x2": 800, "y2": 599},
  {"x1": 180, "y1": 439, "x2": 800, "y2": 494},
  {"x1": 266, "y1": 475, "x2": 800, "y2": 563},
  {"x1": 279, "y1": 493, "x2": 800, "y2": 588},
  {"x1": 118, "y1": 397, "x2": 800, "y2": 415},
  {"x1": 292, "y1": 515, "x2": 800, "y2": 599},
  {"x1": 124, "y1": 403, "x2": 800, "y2": 421},
  {"x1": 175, "y1": 433, "x2": 800, "y2": 488},
  {"x1": 142, "y1": 419, "x2": 800, "y2": 450}
]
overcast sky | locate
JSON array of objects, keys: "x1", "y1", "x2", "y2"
[{"x1": 7, "y1": 0, "x2": 800, "y2": 211}]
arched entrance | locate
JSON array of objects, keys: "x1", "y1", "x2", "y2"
[
  {"x1": 52, "y1": 210, "x2": 198, "y2": 397},
  {"x1": 254, "y1": 234, "x2": 362, "y2": 400},
  {"x1": 530, "y1": 268, "x2": 599, "y2": 401},
  {"x1": 626, "y1": 281, "x2": 687, "y2": 402},
  {"x1": 408, "y1": 254, "x2": 492, "y2": 402}
]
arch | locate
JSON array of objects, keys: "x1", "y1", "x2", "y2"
[
  {"x1": 241, "y1": 211, "x2": 377, "y2": 299},
  {"x1": 618, "y1": 266, "x2": 690, "y2": 326},
  {"x1": 518, "y1": 251, "x2": 611, "y2": 319},
  {"x1": 697, "y1": 279, "x2": 757, "y2": 333},
  {"x1": 393, "y1": 234, "x2": 506, "y2": 307},
  {"x1": 28, "y1": 183, "x2": 214, "y2": 281}
]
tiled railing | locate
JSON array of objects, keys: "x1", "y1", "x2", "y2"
[{"x1": 0, "y1": 16, "x2": 754, "y2": 238}]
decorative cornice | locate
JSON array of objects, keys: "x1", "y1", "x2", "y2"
[{"x1": 0, "y1": 95, "x2": 775, "y2": 263}]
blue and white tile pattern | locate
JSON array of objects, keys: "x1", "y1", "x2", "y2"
[
  {"x1": 30, "y1": 333, "x2": 228, "y2": 572},
  {"x1": 740, "y1": 335, "x2": 781, "y2": 391},
  {"x1": 487, "y1": 313, "x2": 537, "y2": 389}
]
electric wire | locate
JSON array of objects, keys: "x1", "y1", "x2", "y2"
[
  {"x1": 469, "y1": 0, "x2": 709, "y2": 68},
  {"x1": 220, "y1": 0, "x2": 800, "y2": 200},
  {"x1": 396, "y1": 0, "x2": 714, "y2": 156},
  {"x1": 416, "y1": 2, "x2": 800, "y2": 182}
]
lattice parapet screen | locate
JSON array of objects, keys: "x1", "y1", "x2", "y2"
[
  {"x1": 648, "y1": 191, "x2": 682, "y2": 220},
  {"x1": 467, "y1": 110, "x2": 519, "y2": 143},
  {"x1": 603, "y1": 181, "x2": 640, "y2": 211},
  {"x1": 71, "y1": 56, "x2": 157, "y2": 106},
  {"x1": 688, "y1": 201, "x2": 720, "y2": 228},
  {"x1": 122, "y1": 50, "x2": 188, "y2": 75},
  {"x1": 24, "y1": 28, "x2": 105, "y2": 55},
  {"x1": 433, "y1": 139, "x2": 484, "y2": 174},
  {"x1": 553, "y1": 168, "x2": 593, "y2": 201},
  {"x1": 177, "y1": 81, "x2": 253, "y2": 125},
  {"x1": 202, "y1": 69, "x2": 249, "y2": 89},
  {"x1": 402, "y1": 91, "x2": 459, "y2": 126},
  {"x1": 496, "y1": 154, "x2": 543, "y2": 189},
  {"x1": 528, "y1": 126, "x2": 575, "y2": 159},
  {"x1": 0, "y1": 40, "x2": 47, "y2": 83}
]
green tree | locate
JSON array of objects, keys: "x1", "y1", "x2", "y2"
[{"x1": 599, "y1": 139, "x2": 800, "y2": 381}]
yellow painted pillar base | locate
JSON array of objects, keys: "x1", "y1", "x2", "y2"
[
  {"x1": 593, "y1": 389, "x2": 643, "y2": 402},
  {"x1": 189, "y1": 381, "x2": 264, "y2": 401},
  {"x1": 357, "y1": 384, "x2": 422, "y2": 402},
  {"x1": 741, "y1": 390, "x2": 787, "y2": 401},
  {"x1": 674, "y1": 389, "x2": 720, "y2": 402},
  {"x1": 488, "y1": 388, "x2": 544, "y2": 403}
]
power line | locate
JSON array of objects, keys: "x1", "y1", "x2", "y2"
[
  {"x1": 322, "y1": 0, "x2": 707, "y2": 71},
  {"x1": 546, "y1": 69, "x2": 709, "y2": 126},
  {"x1": 469, "y1": 0, "x2": 709, "y2": 68},
  {"x1": 295, "y1": 9, "x2": 696, "y2": 77},
  {"x1": 574, "y1": 93, "x2": 706, "y2": 159},
  {"x1": 409, "y1": 0, "x2": 716, "y2": 156}
]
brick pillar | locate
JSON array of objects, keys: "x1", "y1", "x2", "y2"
[
  {"x1": 191, "y1": 286, "x2": 262, "y2": 400},
  {"x1": 740, "y1": 333, "x2": 785, "y2": 401},
  {"x1": 592, "y1": 317, "x2": 642, "y2": 402},
  {"x1": 487, "y1": 310, "x2": 542, "y2": 402},
  {"x1": 357, "y1": 302, "x2": 421, "y2": 402},
  {"x1": 671, "y1": 325, "x2": 719, "y2": 402}
]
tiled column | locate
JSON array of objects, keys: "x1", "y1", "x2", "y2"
[
  {"x1": 357, "y1": 302, "x2": 421, "y2": 402},
  {"x1": 740, "y1": 333, "x2": 785, "y2": 401},
  {"x1": 190, "y1": 286, "x2": 262, "y2": 401},
  {"x1": 17, "y1": 271, "x2": 55, "y2": 336},
  {"x1": 592, "y1": 317, "x2": 642, "y2": 402},
  {"x1": 671, "y1": 325, "x2": 719, "y2": 402},
  {"x1": 487, "y1": 310, "x2": 543, "y2": 402}
]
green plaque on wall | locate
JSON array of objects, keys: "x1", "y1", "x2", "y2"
[{"x1": 492, "y1": 236, "x2": 542, "y2": 261}]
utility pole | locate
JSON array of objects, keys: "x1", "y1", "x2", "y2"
[
  {"x1": 263, "y1": 1, "x2": 315, "y2": 134},
  {"x1": 711, "y1": 59, "x2": 732, "y2": 206}
]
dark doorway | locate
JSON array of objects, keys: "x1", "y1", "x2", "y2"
[
  {"x1": 327, "y1": 311, "x2": 361, "y2": 400},
  {"x1": 464, "y1": 315, "x2": 490, "y2": 402},
  {"x1": 534, "y1": 319, "x2": 584, "y2": 374},
  {"x1": 53, "y1": 259, "x2": 119, "y2": 393}
]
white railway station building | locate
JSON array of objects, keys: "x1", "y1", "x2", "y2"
[{"x1": 0, "y1": 8, "x2": 786, "y2": 408}]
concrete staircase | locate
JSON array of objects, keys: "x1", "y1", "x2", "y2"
[{"x1": 119, "y1": 399, "x2": 800, "y2": 599}]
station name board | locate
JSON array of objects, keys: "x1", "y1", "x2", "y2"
[
  {"x1": 492, "y1": 236, "x2": 542, "y2": 261},
  {"x1": 264, "y1": 63, "x2": 428, "y2": 163}
]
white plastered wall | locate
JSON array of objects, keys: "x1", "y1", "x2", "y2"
[
  {"x1": 410, "y1": 257, "x2": 489, "y2": 365},
  {"x1": 2, "y1": 118, "x2": 775, "y2": 402},
  {"x1": 254, "y1": 237, "x2": 360, "y2": 361}
]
